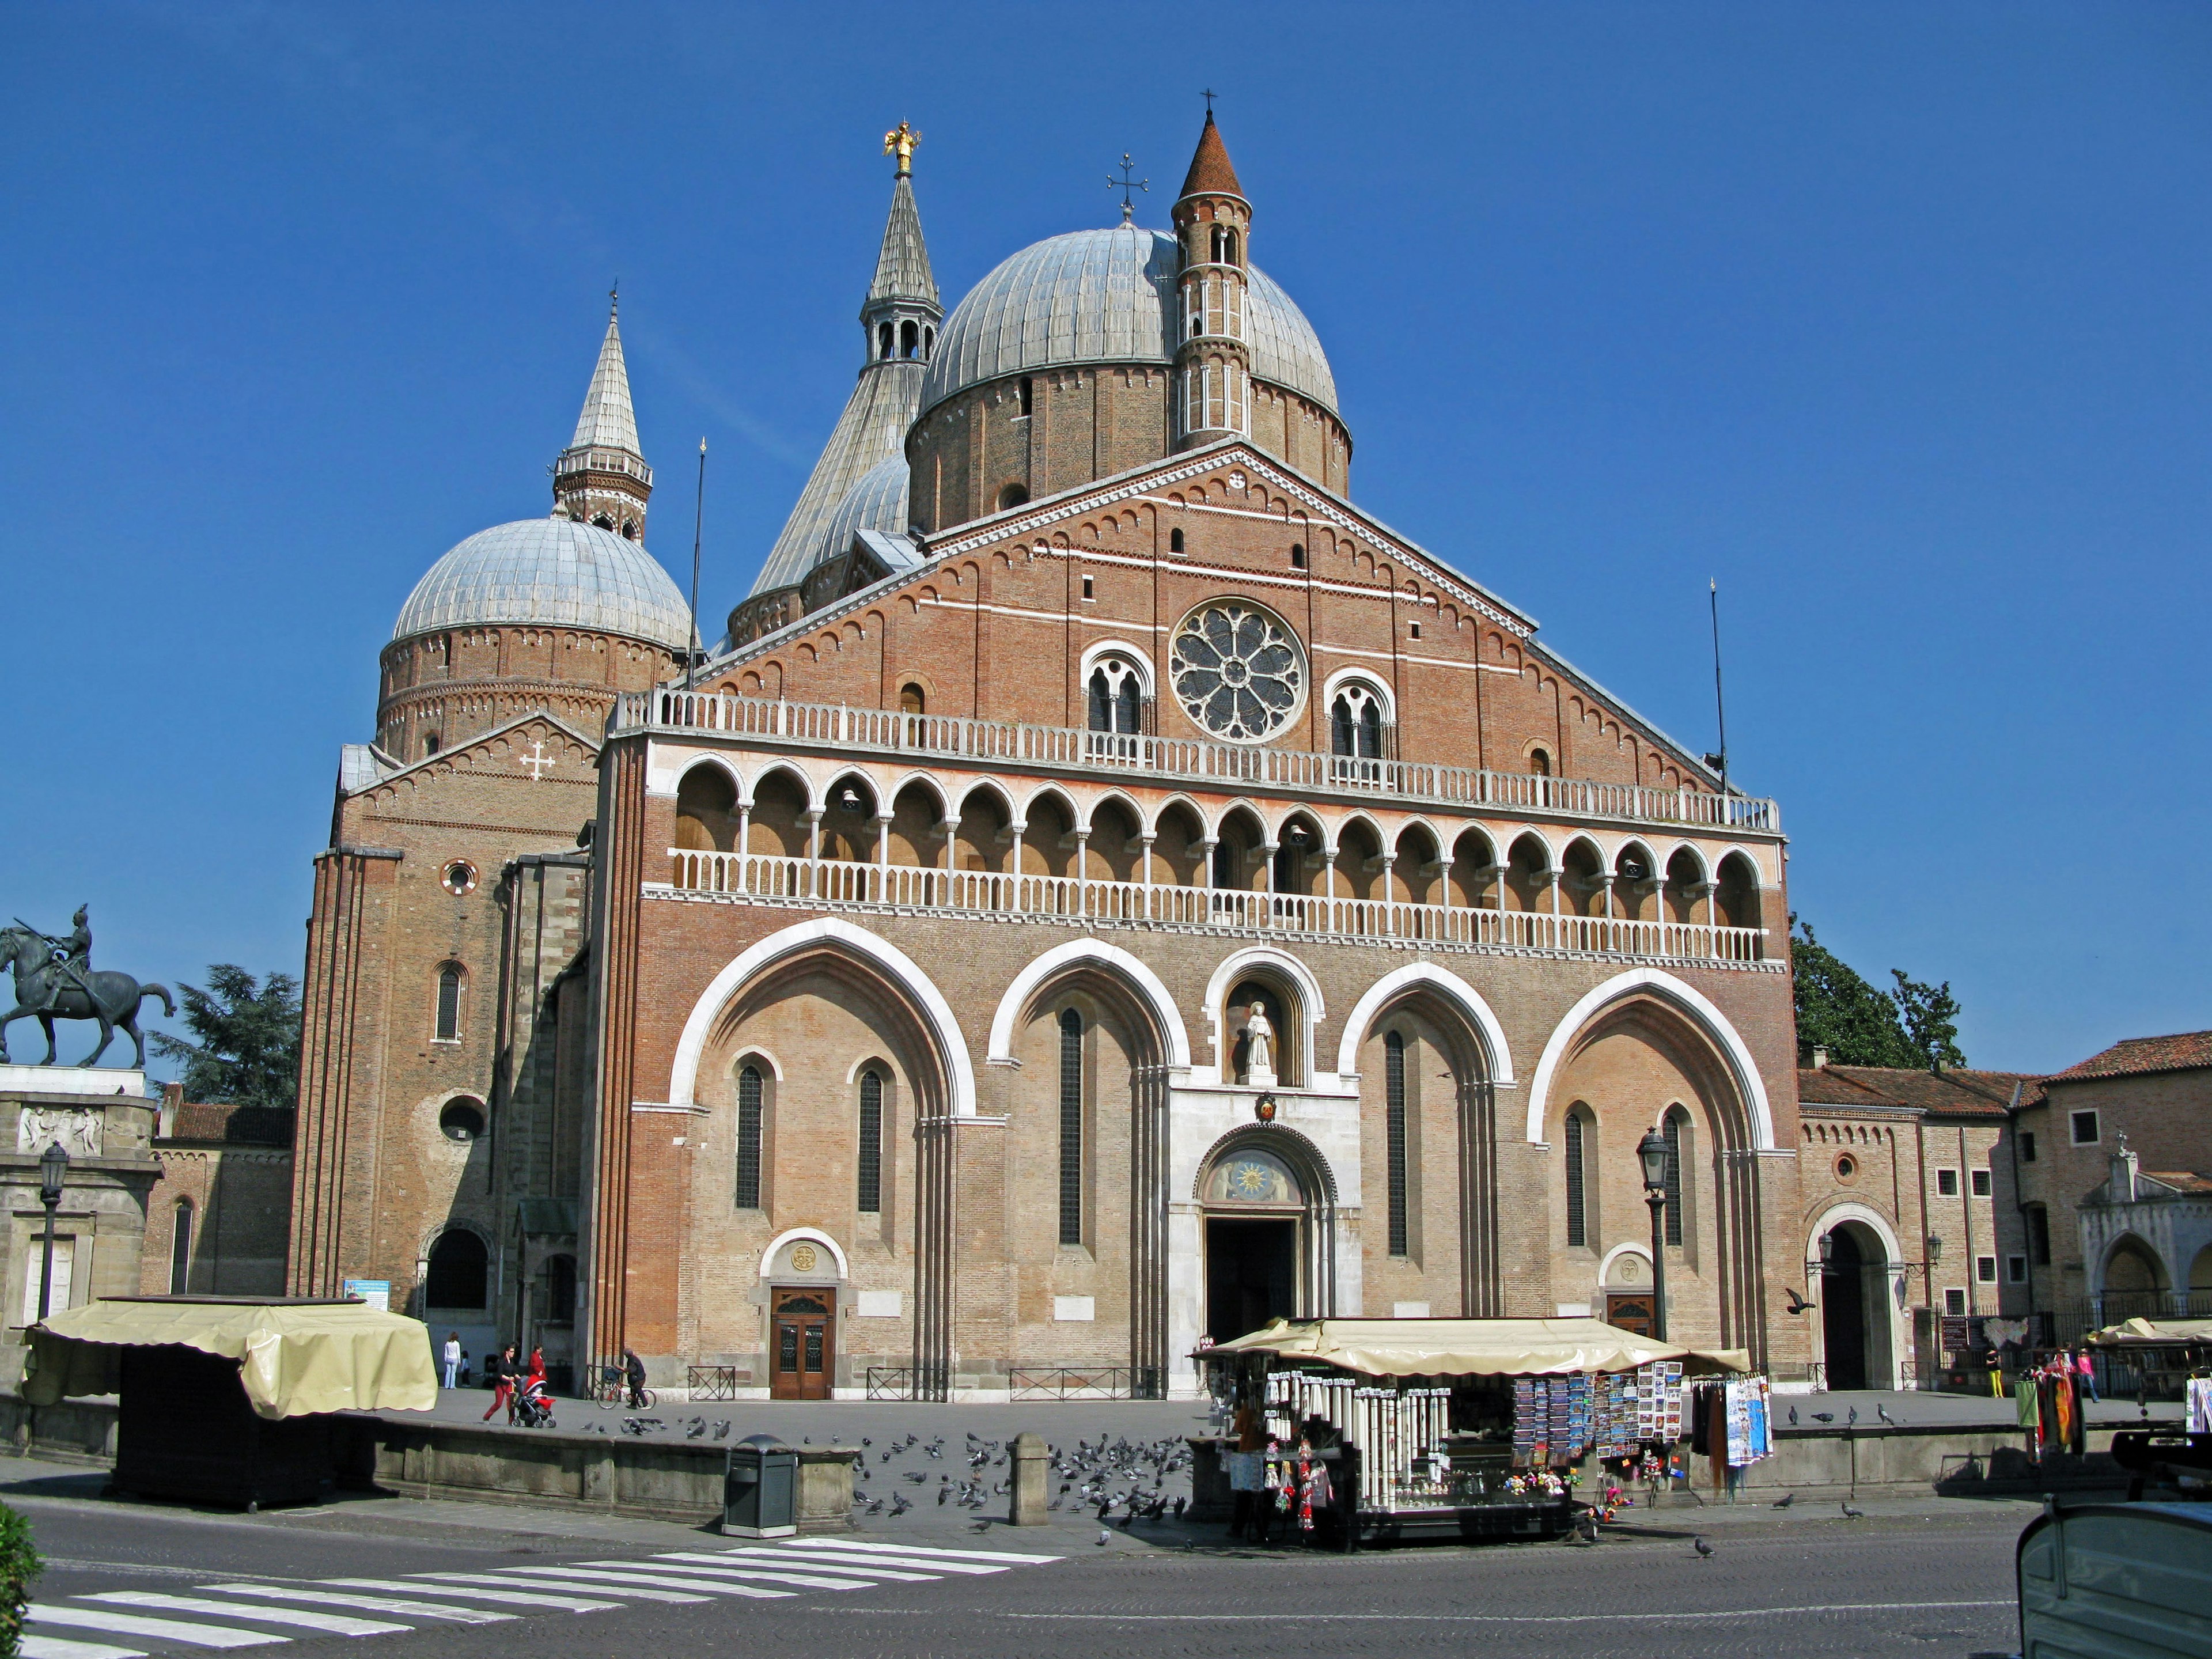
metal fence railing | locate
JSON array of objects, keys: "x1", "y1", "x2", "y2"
[
  {"x1": 687, "y1": 1365, "x2": 738, "y2": 1402},
  {"x1": 1009, "y1": 1366, "x2": 1164, "y2": 1402}
]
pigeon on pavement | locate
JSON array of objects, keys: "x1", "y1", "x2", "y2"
[
  {"x1": 1788, "y1": 1405, "x2": 1799, "y2": 1426},
  {"x1": 1810, "y1": 1411, "x2": 1835, "y2": 1423},
  {"x1": 1095, "y1": 1529, "x2": 1111, "y2": 1547},
  {"x1": 1876, "y1": 1403, "x2": 1897, "y2": 1426},
  {"x1": 1771, "y1": 1492, "x2": 1794, "y2": 1508},
  {"x1": 1840, "y1": 1499, "x2": 1866, "y2": 1519},
  {"x1": 1692, "y1": 1536, "x2": 1713, "y2": 1559}
]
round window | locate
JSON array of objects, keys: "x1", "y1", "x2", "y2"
[
  {"x1": 440, "y1": 1098, "x2": 486, "y2": 1142},
  {"x1": 442, "y1": 861, "x2": 477, "y2": 896},
  {"x1": 1169, "y1": 601, "x2": 1306, "y2": 743},
  {"x1": 1835, "y1": 1153, "x2": 1857, "y2": 1181}
]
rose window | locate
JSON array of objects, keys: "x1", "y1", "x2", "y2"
[{"x1": 1169, "y1": 602, "x2": 1305, "y2": 741}]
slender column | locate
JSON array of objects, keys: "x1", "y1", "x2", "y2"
[
  {"x1": 1075, "y1": 831, "x2": 1091, "y2": 914},
  {"x1": 804, "y1": 808, "x2": 823, "y2": 863},
  {"x1": 1139, "y1": 832, "x2": 1155, "y2": 887},
  {"x1": 1199, "y1": 836, "x2": 1218, "y2": 888},
  {"x1": 940, "y1": 815, "x2": 960, "y2": 872}
]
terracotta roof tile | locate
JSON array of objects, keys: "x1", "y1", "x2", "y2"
[
  {"x1": 2147, "y1": 1171, "x2": 2212, "y2": 1194},
  {"x1": 2051, "y1": 1030, "x2": 2212, "y2": 1082},
  {"x1": 1798, "y1": 1065, "x2": 2043, "y2": 1117},
  {"x1": 1180, "y1": 112, "x2": 1244, "y2": 199}
]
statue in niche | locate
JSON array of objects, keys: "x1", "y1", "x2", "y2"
[{"x1": 1243, "y1": 1000, "x2": 1275, "y2": 1086}]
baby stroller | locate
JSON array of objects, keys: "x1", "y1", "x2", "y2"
[{"x1": 513, "y1": 1375, "x2": 556, "y2": 1429}]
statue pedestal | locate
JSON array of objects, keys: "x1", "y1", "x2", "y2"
[
  {"x1": 0, "y1": 1065, "x2": 147, "y2": 1101},
  {"x1": 1246, "y1": 1062, "x2": 1277, "y2": 1090}
]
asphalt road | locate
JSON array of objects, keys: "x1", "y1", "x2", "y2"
[{"x1": 5, "y1": 1464, "x2": 2031, "y2": 1659}]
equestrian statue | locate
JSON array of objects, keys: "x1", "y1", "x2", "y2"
[{"x1": 0, "y1": 906, "x2": 173, "y2": 1068}]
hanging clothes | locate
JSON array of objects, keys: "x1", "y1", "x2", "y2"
[
  {"x1": 2187, "y1": 1376, "x2": 2212, "y2": 1435},
  {"x1": 2015, "y1": 1376, "x2": 2040, "y2": 1457}
]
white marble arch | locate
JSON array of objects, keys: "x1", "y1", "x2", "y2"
[
  {"x1": 666, "y1": 916, "x2": 977, "y2": 1117},
  {"x1": 986, "y1": 940, "x2": 1192, "y2": 1069},
  {"x1": 1333, "y1": 961, "x2": 1516, "y2": 1084},
  {"x1": 1200, "y1": 945, "x2": 1328, "y2": 1085},
  {"x1": 1523, "y1": 967, "x2": 1775, "y2": 1149}
]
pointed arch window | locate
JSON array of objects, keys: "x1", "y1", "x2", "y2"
[
  {"x1": 434, "y1": 964, "x2": 463, "y2": 1042},
  {"x1": 1058, "y1": 1009, "x2": 1083, "y2": 1245},
  {"x1": 857, "y1": 1069, "x2": 884, "y2": 1214},
  {"x1": 169, "y1": 1199, "x2": 194, "y2": 1295},
  {"x1": 1564, "y1": 1109, "x2": 1590, "y2": 1249},
  {"x1": 1330, "y1": 685, "x2": 1385, "y2": 760},
  {"x1": 1385, "y1": 1032, "x2": 1409, "y2": 1257},
  {"x1": 1086, "y1": 657, "x2": 1143, "y2": 736},
  {"x1": 878, "y1": 321, "x2": 894, "y2": 360},
  {"x1": 735, "y1": 1065, "x2": 764, "y2": 1210},
  {"x1": 900, "y1": 320, "x2": 919, "y2": 359},
  {"x1": 1663, "y1": 1107, "x2": 1689, "y2": 1248}
]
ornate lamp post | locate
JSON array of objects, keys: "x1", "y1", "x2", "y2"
[
  {"x1": 1637, "y1": 1126, "x2": 1670, "y2": 1340},
  {"x1": 36, "y1": 1141, "x2": 69, "y2": 1323}
]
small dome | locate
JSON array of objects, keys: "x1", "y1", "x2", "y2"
[
  {"x1": 393, "y1": 517, "x2": 691, "y2": 650},
  {"x1": 819, "y1": 456, "x2": 912, "y2": 565},
  {"x1": 919, "y1": 225, "x2": 1338, "y2": 419}
]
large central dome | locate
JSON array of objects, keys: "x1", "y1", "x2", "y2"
[
  {"x1": 918, "y1": 224, "x2": 1338, "y2": 420},
  {"x1": 394, "y1": 516, "x2": 692, "y2": 651}
]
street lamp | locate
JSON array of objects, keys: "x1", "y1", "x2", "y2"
[
  {"x1": 36, "y1": 1141, "x2": 69, "y2": 1323},
  {"x1": 1637, "y1": 1126, "x2": 1670, "y2": 1340}
]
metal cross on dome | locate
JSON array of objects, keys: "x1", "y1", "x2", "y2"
[{"x1": 1108, "y1": 153, "x2": 1148, "y2": 221}]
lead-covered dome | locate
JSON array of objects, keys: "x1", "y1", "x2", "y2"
[
  {"x1": 819, "y1": 455, "x2": 912, "y2": 563},
  {"x1": 394, "y1": 516, "x2": 692, "y2": 650},
  {"x1": 919, "y1": 225, "x2": 1338, "y2": 418}
]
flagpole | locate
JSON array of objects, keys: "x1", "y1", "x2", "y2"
[{"x1": 687, "y1": 437, "x2": 706, "y2": 692}]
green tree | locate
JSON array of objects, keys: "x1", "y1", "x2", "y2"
[
  {"x1": 1791, "y1": 919, "x2": 1916, "y2": 1066},
  {"x1": 1791, "y1": 919, "x2": 1968, "y2": 1069},
  {"x1": 0, "y1": 1500, "x2": 40, "y2": 1657},
  {"x1": 147, "y1": 965, "x2": 302, "y2": 1111},
  {"x1": 1891, "y1": 971, "x2": 1967, "y2": 1069}
]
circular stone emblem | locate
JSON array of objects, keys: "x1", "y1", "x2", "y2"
[
  {"x1": 1169, "y1": 600, "x2": 1306, "y2": 742},
  {"x1": 790, "y1": 1243, "x2": 818, "y2": 1274}
]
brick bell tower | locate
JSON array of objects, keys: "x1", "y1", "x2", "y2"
[
  {"x1": 1172, "y1": 108, "x2": 1253, "y2": 448},
  {"x1": 553, "y1": 290, "x2": 653, "y2": 541}
]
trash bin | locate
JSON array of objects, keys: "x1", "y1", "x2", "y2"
[{"x1": 725, "y1": 1433, "x2": 799, "y2": 1537}]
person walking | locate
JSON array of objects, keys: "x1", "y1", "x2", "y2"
[
  {"x1": 480, "y1": 1346, "x2": 513, "y2": 1423},
  {"x1": 1226, "y1": 1396, "x2": 1267, "y2": 1540},
  {"x1": 2074, "y1": 1347, "x2": 2100, "y2": 1404},
  {"x1": 622, "y1": 1346, "x2": 648, "y2": 1409},
  {"x1": 442, "y1": 1332, "x2": 461, "y2": 1391}
]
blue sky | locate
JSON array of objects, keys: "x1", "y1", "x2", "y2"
[{"x1": 6, "y1": 3, "x2": 2206, "y2": 1074}]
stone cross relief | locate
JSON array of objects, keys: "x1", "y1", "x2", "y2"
[
  {"x1": 17, "y1": 1107, "x2": 101, "y2": 1158},
  {"x1": 520, "y1": 739, "x2": 557, "y2": 781}
]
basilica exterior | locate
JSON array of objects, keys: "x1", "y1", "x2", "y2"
[{"x1": 290, "y1": 115, "x2": 1809, "y2": 1399}]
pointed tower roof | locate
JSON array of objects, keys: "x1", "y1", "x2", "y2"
[
  {"x1": 1180, "y1": 111, "x2": 1244, "y2": 200},
  {"x1": 569, "y1": 295, "x2": 641, "y2": 456},
  {"x1": 868, "y1": 174, "x2": 940, "y2": 307}
]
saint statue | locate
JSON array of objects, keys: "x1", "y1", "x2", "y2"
[{"x1": 1244, "y1": 1000, "x2": 1275, "y2": 1084}]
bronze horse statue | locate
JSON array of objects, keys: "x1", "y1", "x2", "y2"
[{"x1": 0, "y1": 925, "x2": 173, "y2": 1068}]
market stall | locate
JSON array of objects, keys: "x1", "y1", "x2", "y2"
[
  {"x1": 2085, "y1": 1316, "x2": 2212, "y2": 1407},
  {"x1": 1195, "y1": 1317, "x2": 1762, "y2": 1546},
  {"x1": 23, "y1": 1294, "x2": 437, "y2": 1509}
]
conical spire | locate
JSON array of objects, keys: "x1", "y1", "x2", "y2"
[
  {"x1": 553, "y1": 291, "x2": 652, "y2": 539},
  {"x1": 570, "y1": 291, "x2": 642, "y2": 455},
  {"x1": 1180, "y1": 110, "x2": 1244, "y2": 200},
  {"x1": 868, "y1": 174, "x2": 938, "y2": 308}
]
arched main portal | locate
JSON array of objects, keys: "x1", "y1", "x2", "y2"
[{"x1": 1196, "y1": 1127, "x2": 1338, "y2": 1344}]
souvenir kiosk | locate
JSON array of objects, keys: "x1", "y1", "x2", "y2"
[{"x1": 1196, "y1": 1317, "x2": 1752, "y2": 1546}]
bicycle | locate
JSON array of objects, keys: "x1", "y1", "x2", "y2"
[{"x1": 590, "y1": 1363, "x2": 655, "y2": 1410}]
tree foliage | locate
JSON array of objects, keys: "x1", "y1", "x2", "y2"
[
  {"x1": 147, "y1": 964, "x2": 302, "y2": 1111},
  {"x1": 0, "y1": 1501, "x2": 40, "y2": 1657},
  {"x1": 1791, "y1": 919, "x2": 1966, "y2": 1070}
]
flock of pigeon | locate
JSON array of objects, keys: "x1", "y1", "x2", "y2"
[{"x1": 849, "y1": 1431, "x2": 1194, "y2": 1526}]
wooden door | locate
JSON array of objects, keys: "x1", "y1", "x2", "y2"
[
  {"x1": 770, "y1": 1287, "x2": 835, "y2": 1400},
  {"x1": 1605, "y1": 1291, "x2": 1655, "y2": 1337}
]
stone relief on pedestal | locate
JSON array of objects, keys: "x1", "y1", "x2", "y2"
[{"x1": 16, "y1": 1106, "x2": 102, "y2": 1158}]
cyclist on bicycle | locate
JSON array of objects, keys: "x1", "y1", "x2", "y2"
[{"x1": 622, "y1": 1346, "x2": 649, "y2": 1409}]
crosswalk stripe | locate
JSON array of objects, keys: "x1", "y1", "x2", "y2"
[
  {"x1": 28, "y1": 1608, "x2": 285, "y2": 1649},
  {"x1": 78, "y1": 1597, "x2": 406, "y2": 1638},
  {"x1": 486, "y1": 1566, "x2": 791, "y2": 1601},
  {"x1": 328, "y1": 1580, "x2": 619, "y2": 1612},
  {"x1": 195, "y1": 1586, "x2": 513, "y2": 1626},
  {"x1": 578, "y1": 1559, "x2": 879, "y2": 1592},
  {"x1": 20, "y1": 1633, "x2": 149, "y2": 1659},
  {"x1": 756, "y1": 1545, "x2": 1009, "y2": 1575},
  {"x1": 411, "y1": 1573, "x2": 709, "y2": 1606},
  {"x1": 695, "y1": 1551, "x2": 941, "y2": 1582},
  {"x1": 777, "y1": 1538, "x2": 1064, "y2": 1566}
]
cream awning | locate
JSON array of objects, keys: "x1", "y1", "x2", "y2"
[
  {"x1": 2086, "y1": 1316, "x2": 2212, "y2": 1347},
  {"x1": 22, "y1": 1297, "x2": 438, "y2": 1420},
  {"x1": 1203, "y1": 1317, "x2": 1750, "y2": 1378}
]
